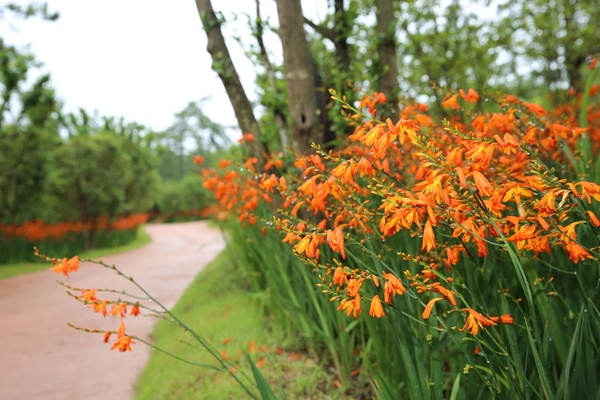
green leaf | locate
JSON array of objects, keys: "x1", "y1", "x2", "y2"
[
  {"x1": 243, "y1": 350, "x2": 278, "y2": 400},
  {"x1": 449, "y1": 372, "x2": 461, "y2": 400}
]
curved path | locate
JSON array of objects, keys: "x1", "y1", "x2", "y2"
[{"x1": 0, "y1": 221, "x2": 225, "y2": 400}]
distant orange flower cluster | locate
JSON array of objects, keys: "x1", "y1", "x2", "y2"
[
  {"x1": 202, "y1": 84, "x2": 600, "y2": 336},
  {"x1": 0, "y1": 214, "x2": 149, "y2": 242}
]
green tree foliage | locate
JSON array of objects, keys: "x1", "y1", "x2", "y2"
[
  {"x1": 0, "y1": 40, "x2": 59, "y2": 224},
  {"x1": 157, "y1": 174, "x2": 209, "y2": 220},
  {"x1": 0, "y1": 2, "x2": 58, "y2": 21},
  {"x1": 394, "y1": 0, "x2": 511, "y2": 104},
  {"x1": 498, "y1": 0, "x2": 600, "y2": 102},
  {"x1": 47, "y1": 132, "x2": 158, "y2": 249}
]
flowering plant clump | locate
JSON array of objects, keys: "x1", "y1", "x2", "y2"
[
  {"x1": 201, "y1": 70, "x2": 600, "y2": 396},
  {"x1": 45, "y1": 61, "x2": 600, "y2": 398},
  {"x1": 1, "y1": 214, "x2": 149, "y2": 264},
  {"x1": 1, "y1": 214, "x2": 149, "y2": 242}
]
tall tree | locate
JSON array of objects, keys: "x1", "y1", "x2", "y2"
[
  {"x1": 303, "y1": 0, "x2": 360, "y2": 138},
  {"x1": 275, "y1": 0, "x2": 322, "y2": 154},
  {"x1": 252, "y1": 0, "x2": 290, "y2": 150},
  {"x1": 160, "y1": 100, "x2": 230, "y2": 179},
  {"x1": 375, "y1": 0, "x2": 399, "y2": 120},
  {"x1": 194, "y1": 0, "x2": 267, "y2": 168}
]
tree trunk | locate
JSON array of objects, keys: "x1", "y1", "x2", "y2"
[
  {"x1": 333, "y1": 0, "x2": 351, "y2": 75},
  {"x1": 303, "y1": 2, "x2": 356, "y2": 138},
  {"x1": 194, "y1": 0, "x2": 267, "y2": 168},
  {"x1": 254, "y1": 0, "x2": 290, "y2": 150},
  {"x1": 275, "y1": 0, "x2": 322, "y2": 155},
  {"x1": 375, "y1": 0, "x2": 399, "y2": 121}
]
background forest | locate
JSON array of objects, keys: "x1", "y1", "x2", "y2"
[{"x1": 2, "y1": 0, "x2": 597, "y2": 238}]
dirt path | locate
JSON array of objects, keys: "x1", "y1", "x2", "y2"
[{"x1": 0, "y1": 221, "x2": 225, "y2": 400}]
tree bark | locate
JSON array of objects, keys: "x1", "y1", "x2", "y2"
[
  {"x1": 375, "y1": 0, "x2": 399, "y2": 120},
  {"x1": 275, "y1": 0, "x2": 322, "y2": 154},
  {"x1": 333, "y1": 0, "x2": 351, "y2": 73},
  {"x1": 254, "y1": 0, "x2": 290, "y2": 150},
  {"x1": 303, "y1": 2, "x2": 355, "y2": 138},
  {"x1": 194, "y1": 0, "x2": 267, "y2": 168}
]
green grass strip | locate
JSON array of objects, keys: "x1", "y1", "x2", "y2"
[
  {"x1": 135, "y1": 250, "x2": 345, "y2": 400},
  {"x1": 0, "y1": 225, "x2": 151, "y2": 280}
]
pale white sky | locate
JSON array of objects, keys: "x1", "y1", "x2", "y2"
[{"x1": 0, "y1": 0, "x2": 326, "y2": 133}]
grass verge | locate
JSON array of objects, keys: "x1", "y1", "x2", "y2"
[
  {"x1": 135, "y1": 251, "x2": 348, "y2": 400},
  {"x1": 0, "y1": 225, "x2": 151, "y2": 280}
]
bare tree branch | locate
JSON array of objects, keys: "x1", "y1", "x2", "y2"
[{"x1": 303, "y1": 16, "x2": 334, "y2": 42}]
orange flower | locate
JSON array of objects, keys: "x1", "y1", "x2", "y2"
[
  {"x1": 110, "y1": 303, "x2": 127, "y2": 317},
  {"x1": 461, "y1": 308, "x2": 496, "y2": 335},
  {"x1": 372, "y1": 275, "x2": 380, "y2": 287},
  {"x1": 219, "y1": 159, "x2": 231, "y2": 168},
  {"x1": 369, "y1": 295, "x2": 385, "y2": 318},
  {"x1": 432, "y1": 284, "x2": 457, "y2": 307},
  {"x1": 534, "y1": 189, "x2": 558, "y2": 215},
  {"x1": 445, "y1": 247, "x2": 461, "y2": 267},
  {"x1": 459, "y1": 88, "x2": 479, "y2": 103},
  {"x1": 576, "y1": 181, "x2": 600, "y2": 204},
  {"x1": 130, "y1": 303, "x2": 141, "y2": 317},
  {"x1": 441, "y1": 93, "x2": 460, "y2": 110},
  {"x1": 493, "y1": 133, "x2": 520, "y2": 154},
  {"x1": 294, "y1": 232, "x2": 320, "y2": 259},
  {"x1": 421, "y1": 297, "x2": 443, "y2": 319},
  {"x1": 586, "y1": 210, "x2": 600, "y2": 227},
  {"x1": 50, "y1": 256, "x2": 79, "y2": 277},
  {"x1": 523, "y1": 102, "x2": 547, "y2": 117},
  {"x1": 92, "y1": 300, "x2": 108, "y2": 317},
  {"x1": 470, "y1": 171, "x2": 494, "y2": 197},
  {"x1": 78, "y1": 289, "x2": 97, "y2": 303},
  {"x1": 383, "y1": 273, "x2": 406, "y2": 304},
  {"x1": 243, "y1": 133, "x2": 255, "y2": 142},
  {"x1": 111, "y1": 320, "x2": 135, "y2": 352},
  {"x1": 326, "y1": 227, "x2": 346, "y2": 259},
  {"x1": 563, "y1": 241, "x2": 592, "y2": 263},
  {"x1": 337, "y1": 293, "x2": 362, "y2": 319},
  {"x1": 506, "y1": 225, "x2": 537, "y2": 250},
  {"x1": 465, "y1": 142, "x2": 496, "y2": 168},
  {"x1": 193, "y1": 155, "x2": 204, "y2": 164},
  {"x1": 346, "y1": 278, "x2": 364, "y2": 297},
  {"x1": 502, "y1": 184, "x2": 533, "y2": 204},
  {"x1": 110, "y1": 334, "x2": 135, "y2": 352},
  {"x1": 489, "y1": 314, "x2": 514, "y2": 324},
  {"x1": 357, "y1": 158, "x2": 375, "y2": 176},
  {"x1": 421, "y1": 219, "x2": 436, "y2": 252},
  {"x1": 559, "y1": 221, "x2": 583, "y2": 242},
  {"x1": 374, "y1": 92, "x2": 387, "y2": 104},
  {"x1": 332, "y1": 267, "x2": 348, "y2": 286}
]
